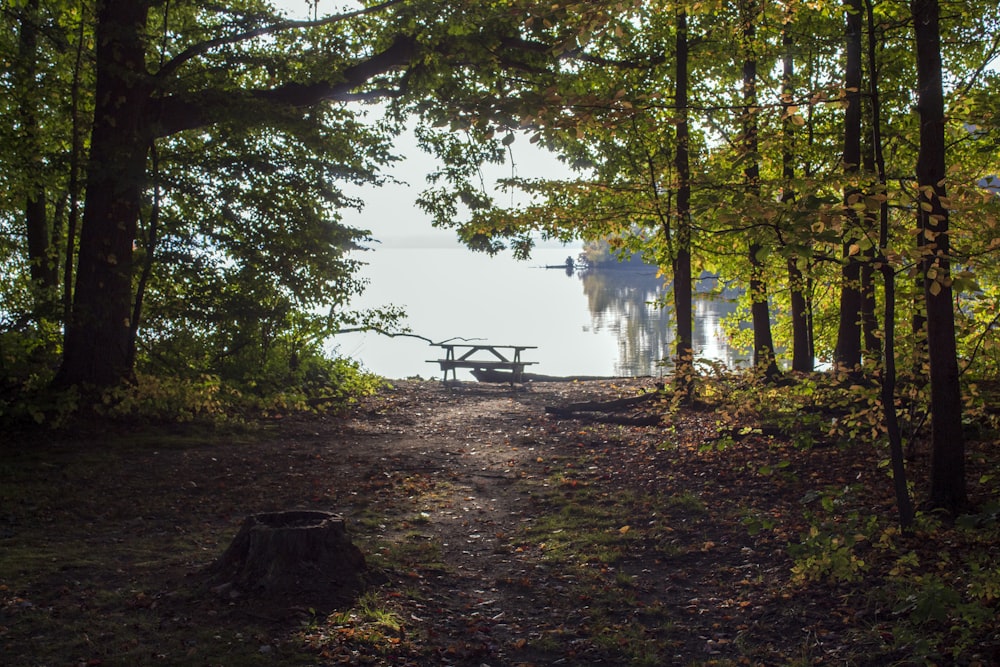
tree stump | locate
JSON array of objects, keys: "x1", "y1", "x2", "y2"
[{"x1": 206, "y1": 510, "x2": 366, "y2": 600}]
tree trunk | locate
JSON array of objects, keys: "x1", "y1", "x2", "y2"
[
  {"x1": 788, "y1": 259, "x2": 813, "y2": 372},
  {"x1": 749, "y1": 242, "x2": 778, "y2": 378},
  {"x1": 673, "y1": 9, "x2": 694, "y2": 397},
  {"x1": 740, "y1": 0, "x2": 779, "y2": 380},
  {"x1": 16, "y1": 0, "x2": 60, "y2": 321},
  {"x1": 781, "y1": 14, "x2": 813, "y2": 373},
  {"x1": 863, "y1": 0, "x2": 912, "y2": 530},
  {"x1": 63, "y1": 2, "x2": 89, "y2": 324},
  {"x1": 55, "y1": 0, "x2": 152, "y2": 389},
  {"x1": 860, "y1": 248, "x2": 880, "y2": 358},
  {"x1": 834, "y1": 0, "x2": 864, "y2": 372},
  {"x1": 207, "y1": 510, "x2": 367, "y2": 600},
  {"x1": 911, "y1": 0, "x2": 966, "y2": 513},
  {"x1": 861, "y1": 20, "x2": 882, "y2": 365}
]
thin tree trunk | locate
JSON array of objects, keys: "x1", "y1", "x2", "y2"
[
  {"x1": 673, "y1": 9, "x2": 694, "y2": 397},
  {"x1": 129, "y1": 143, "x2": 161, "y2": 369},
  {"x1": 860, "y1": 12, "x2": 881, "y2": 363},
  {"x1": 17, "y1": 0, "x2": 60, "y2": 320},
  {"x1": 63, "y1": 0, "x2": 88, "y2": 322},
  {"x1": 880, "y1": 262, "x2": 915, "y2": 530},
  {"x1": 911, "y1": 0, "x2": 966, "y2": 513},
  {"x1": 781, "y1": 13, "x2": 812, "y2": 373},
  {"x1": 740, "y1": 0, "x2": 779, "y2": 379},
  {"x1": 866, "y1": 0, "x2": 912, "y2": 531},
  {"x1": 834, "y1": 0, "x2": 864, "y2": 372}
]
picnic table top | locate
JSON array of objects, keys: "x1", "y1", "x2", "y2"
[{"x1": 431, "y1": 343, "x2": 537, "y2": 364}]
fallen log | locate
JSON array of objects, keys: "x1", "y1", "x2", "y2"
[
  {"x1": 545, "y1": 389, "x2": 662, "y2": 415},
  {"x1": 545, "y1": 386, "x2": 665, "y2": 425}
]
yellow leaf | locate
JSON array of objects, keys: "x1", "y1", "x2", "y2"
[
  {"x1": 929, "y1": 279, "x2": 942, "y2": 296},
  {"x1": 618, "y1": 525, "x2": 630, "y2": 534}
]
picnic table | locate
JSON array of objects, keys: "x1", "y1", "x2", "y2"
[{"x1": 427, "y1": 344, "x2": 538, "y2": 383}]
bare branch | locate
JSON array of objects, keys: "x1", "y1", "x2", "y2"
[{"x1": 333, "y1": 327, "x2": 486, "y2": 347}]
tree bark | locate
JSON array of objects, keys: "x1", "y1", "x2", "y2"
[
  {"x1": 865, "y1": 0, "x2": 913, "y2": 530},
  {"x1": 16, "y1": 0, "x2": 60, "y2": 321},
  {"x1": 749, "y1": 242, "x2": 778, "y2": 378},
  {"x1": 740, "y1": 0, "x2": 779, "y2": 380},
  {"x1": 911, "y1": 0, "x2": 966, "y2": 513},
  {"x1": 207, "y1": 510, "x2": 366, "y2": 598},
  {"x1": 55, "y1": 0, "x2": 152, "y2": 389},
  {"x1": 673, "y1": 9, "x2": 694, "y2": 396},
  {"x1": 781, "y1": 13, "x2": 813, "y2": 373},
  {"x1": 834, "y1": 0, "x2": 864, "y2": 372}
]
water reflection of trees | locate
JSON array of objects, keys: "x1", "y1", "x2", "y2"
[{"x1": 578, "y1": 264, "x2": 743, "y2": 376}]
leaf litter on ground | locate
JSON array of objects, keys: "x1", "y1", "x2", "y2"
[{"x1": 1, "y1": 377, "x2": 998, "y2": 665}]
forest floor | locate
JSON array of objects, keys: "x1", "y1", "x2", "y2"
[{"x1": 1, "y1": 377, "x2": 998, "y2": 666}]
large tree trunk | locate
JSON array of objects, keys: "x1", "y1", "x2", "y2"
[
  {"x1": 55, "y1": 0, "x2": 152, "y2": 389},
  {"x1": 834, "y1": 0, "x2": 864, "y2": 372},
  {"x1": 50, "y1": 7, "x2": 417, "y2": 391},
  {"x1": 672, "y1": 9, "x2": 694, "y2": 397},
  {"x1": 911, "y1": 0, "x2": 966, "y2": 513}
]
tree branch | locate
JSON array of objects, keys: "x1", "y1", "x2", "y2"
[
  {"x1": 333, "y1": 327, "x2": 486, "y2": 348},
  {"x1": 149, "y1": 33, "x2": 418, "y2": 137},
  {"x1": 154, "y1": 0, "x2": 406, "y2": 82}
]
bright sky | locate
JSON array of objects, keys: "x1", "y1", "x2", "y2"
[{"x1": 269, "y1": 1, "x2": 574, "y2": 250}]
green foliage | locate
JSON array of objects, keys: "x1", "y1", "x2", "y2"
[
  {"x1": 0, "y1": 324, "x2": 77, "y2": 427},
  {"x1": 98, "y1": 355, "x2": 383, "y2": 425},
  {"x1": 0, "y1": 383, "x2": 79, "y2": 429},
  {"x1": 788, "y1": 524, "x2": 869, "y2": 585},
  {"x1": 871, "y1": 509, "x2": 1000, "y2": 660},
  {"x1": 98, "y1": 374, "x2": 234, "y2": 424}
]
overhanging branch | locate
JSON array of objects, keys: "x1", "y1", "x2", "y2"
[
  {"x1": 155, "y1": 0, "x2": 406, "y2": 81},
  {"x1": 149, "y1": 34, "x2": 418, "y2": 137}
]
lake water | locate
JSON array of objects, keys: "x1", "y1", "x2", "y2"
[{"x1": 332, "y1": 246, "x2": 746, "y2": 380}]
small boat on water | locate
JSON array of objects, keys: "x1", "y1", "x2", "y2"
[{"x1": 543, "y1": 256, "x2": 576, "y2": 271}]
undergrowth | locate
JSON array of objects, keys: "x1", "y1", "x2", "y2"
[
  {"x1": 0, "y1": 357, "x2": 385, "y2": 430},
  {"x1": 687, "y1": 367, "x2": 1000, "y2": 663}
]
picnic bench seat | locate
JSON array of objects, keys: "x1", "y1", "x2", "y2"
[{"x1": 427, "y1": 344, "x2": 537, "y2": 383}]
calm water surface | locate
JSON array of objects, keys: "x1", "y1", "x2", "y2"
[{"x1": 334, "y1": 246, "x2": 745, "y2": 380}]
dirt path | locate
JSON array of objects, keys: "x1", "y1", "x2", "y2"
[
  {"x1": 330, "y1": 380, "x2": 662, "y2": 664},
  {"x1": 301, "y1": 379, "x2": 801, "y2": 665}
]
